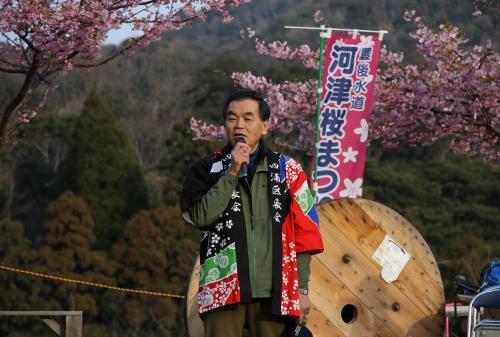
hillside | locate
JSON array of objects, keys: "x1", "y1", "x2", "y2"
[{"x1": 1, "y1": 0, "x2": 497, "y2": 125}]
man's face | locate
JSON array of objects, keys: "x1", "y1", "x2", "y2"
[{"x1": 225, "y1": 99, "x2": 269, "y2": 152}]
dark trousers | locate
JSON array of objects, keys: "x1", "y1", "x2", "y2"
[{"x1": 202, "y1": 299, "x2": 292, "y2": 337}]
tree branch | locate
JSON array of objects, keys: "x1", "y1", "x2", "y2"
[
  {"x1": 0, "y1": 53, "x2": 39, "y2": 146},
  {"x1": 73, "y1": 39, "x2": 137, "y2": 68},
  {"x1": 0, "y1": 66, "x2": 26, "y2": 73},
  {"x1": 7, "y1": 86, "x2": 50, "y2": 138}
]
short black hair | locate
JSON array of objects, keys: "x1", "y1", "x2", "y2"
[{"x1": 222, "y1": 89, "x2": 271, "y2": 121}]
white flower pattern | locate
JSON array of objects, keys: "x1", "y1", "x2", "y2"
[
  {"x1": 284, "y1": 159, "x2": 301, "y2": 190},
  {"x1": 339, "y1": 178, "x2": 363, "y2": 198},
  {"x1": 231, "y1": 202, "x2": 241, "y2": 212},
  {"x1": 342, "y1": 146, "x2": 359, "y2": 163},
  {"x1": 354, "y1": 119, "x2": 369, "y2": 143}
]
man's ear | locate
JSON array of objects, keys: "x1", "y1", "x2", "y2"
[{"x1": 262, "y1": 120, "x2": 270, "y2": 135}]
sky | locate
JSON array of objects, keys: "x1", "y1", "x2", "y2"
[
  {"x1": 0, "y1": 24, "x2": 142, "y2": 46},
  {"x1": 104, "y1": 25, "x2": 143, "y2": 45},
  {"x1": 104, "y1": 3, "x2": 186, "y2": 45}
]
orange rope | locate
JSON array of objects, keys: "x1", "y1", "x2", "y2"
[{"x1": 0, "y1": 264, "x2": 185, "y2": 299}]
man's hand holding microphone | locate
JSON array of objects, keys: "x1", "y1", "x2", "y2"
[{"x1": 229, "y1": 136, "x2": 250, "y2": 178}]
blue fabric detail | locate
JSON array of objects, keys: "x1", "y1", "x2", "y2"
[
  {"x1": 307, "y1": 206, "x2": 320, "y2": 228},
  {"x1": 279, "y1": 155, "x2": 289, "y2": 181}
]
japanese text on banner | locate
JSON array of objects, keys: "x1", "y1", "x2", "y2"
[{"x1": 314, "y1": 34, "x2": 381, "y2": 202}]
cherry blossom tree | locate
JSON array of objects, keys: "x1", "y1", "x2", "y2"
[
  {"x1": 191, "y1": 10, "x2": 499, "y2": 164},
  {"x1": 0, "y1": 0, "x2": 250, "y2": 146}
]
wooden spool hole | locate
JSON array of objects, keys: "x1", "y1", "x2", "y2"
[
  {"x1": 341, "y1": 304, "x2": 358, "y2": 324},
  {"x1": 342, "y1": 254, "x2": 351, "y2": 264},
  {"x1": 392, "y1": 302, "x2": 401, "y2": 312}
]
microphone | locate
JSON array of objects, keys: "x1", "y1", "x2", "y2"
[{"x1": 234, "y1": 136, "x2": 248, "y2": 178}]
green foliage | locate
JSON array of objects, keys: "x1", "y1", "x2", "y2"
[
  {"x1": 0, "y1": 218, "x2": 50, "y2": 336},
  {"x1": 37, "y1": 191, "x2": 117, "y2": 315},
  {"x1": 44, "y1": 191, "x2": 96, "y2": 249},
  {"x1": 109, "y1": 204, "x2": 198, "y2": 336},
  {"x1": 159, "y1": 121, "x2": 220, "y2": 204},
  {"x1": 0, "y1": 151, "x2": 15, "y2": 219},
  {"x1": 0, "y1": 218, "x2": 34, "y2": 308},
  {"x1": 62, "y1": 92, "x2": 149, "y2": 247},
  {"x1": 153, "y1": 204, "x2": 199, "y2": 285},
  {"x1": 4, "y1": 113, "x2": 74, "y2": 236}
]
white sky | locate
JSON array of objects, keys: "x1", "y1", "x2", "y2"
[
  {"x1": 104, "y1": 24, "x2": 143, "y2": 45},
  {"x1": 1, "y1": 26, "x2": 141, "y2": 45}
]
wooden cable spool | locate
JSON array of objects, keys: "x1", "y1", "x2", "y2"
[{"x1": 186, "y1": 199, "x2": 445, "y2": 337}]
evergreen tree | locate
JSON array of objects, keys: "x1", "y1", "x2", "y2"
[
  {"x1": 37, "y1": 191, "x2": 116, "y2": 317},
  {"x1": 111, "y1": 210, "x2": 174, "y2": 337},
  {"x1": 0, "y1": 218, "x2": 49, "y2": 336},
  {"x1": 11, "y1": 113, "x2": 74, "y2": 233},
  {"x1": 153, "y1": 204, "x2": 198, "y2": 287},
  {"x1": 111, "y1": 204, "x2": 198, "y2": 336},
  {"x1": 62, "y1": 92, "x2": 148, "y2": 247},
  {"x1": 0, "y1": 218, "x2": 35, "y2": 310}
]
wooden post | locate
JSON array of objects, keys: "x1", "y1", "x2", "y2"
[
  {"x1": 66, "y1": 313, "x2": 83, "y2": 337},
  {"x1": 41, "y1": 318, "x2": 62, "y2": 335},
  {"x1": 0, "y1": 311, "x2": 83, "y2": 337}
]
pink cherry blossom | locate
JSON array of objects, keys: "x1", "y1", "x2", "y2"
[
  {"x1": 192, "y1": 10, "x2": 499, "y2": 164},
  {"x1": 313, "y1": 10, "x2": 324, "y2": 24},
  {"x1": 0, "y1": 0, "x2": 251, "y2": 145}
]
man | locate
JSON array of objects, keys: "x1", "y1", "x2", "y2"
[{"x1": 181, "y1": 89, "x2": 324, "y2": 337}]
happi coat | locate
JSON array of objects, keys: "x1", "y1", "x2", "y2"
[{"x1": 181, "y1": 141, "x2": 324, "y2": 317}]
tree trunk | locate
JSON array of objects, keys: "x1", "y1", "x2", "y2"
[
  {"x1": 0, "y1": 159, "x2": 15, "y2": 219},
  {"x1": 0, "y1": 55, "x2": 39, "y2": 147}
]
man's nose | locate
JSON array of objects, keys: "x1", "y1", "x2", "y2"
[{"x1": 234, "y1": 118, "x2": 244, "y2": 128}]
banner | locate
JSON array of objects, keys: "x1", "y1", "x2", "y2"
[{"x1": 314, "y1": 33, "x2": 381, "y2": 202}]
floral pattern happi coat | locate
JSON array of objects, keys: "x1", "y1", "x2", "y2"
[{"x1": 181, "y1": 142, "x2": 324, "y2": 317}]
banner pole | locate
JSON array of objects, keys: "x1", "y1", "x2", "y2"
[
  {"x1": 313, "y1": 26, "x2": 328, "y2": 203},
  {"x1": 284, "y1": 25, "x2": 388, "y2": 37}
]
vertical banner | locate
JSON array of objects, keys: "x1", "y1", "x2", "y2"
[{"x1": 314, "y1": 33, "x2": 381, "y2": 202}]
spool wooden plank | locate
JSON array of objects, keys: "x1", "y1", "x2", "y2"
[
  {"x1": 313, "y1": 201, "x2": 444, "y2": 336},
  {"x1": 186, "y1": 256, "x2": 204, "y2": 336},
  {"x1": 354, "y1": 199, "x2": 442, "y2": 284},
  {"x1": 186, "y1": 199, "x2": 445, "y2": 337},
  {"x1": 322, "y1": 201, "x2": 443, "y2": 315},
  {"x1": 309, "y1": 257, "x2": 398, "y2": 337}
]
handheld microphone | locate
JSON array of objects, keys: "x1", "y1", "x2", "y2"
[{"x1": 234, "y1": 136, "x2": 248, "y2": 178}]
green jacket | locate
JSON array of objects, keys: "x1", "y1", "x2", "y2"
[{"x1": 189, "y1": 156, "x2": 311, "y2": 298}]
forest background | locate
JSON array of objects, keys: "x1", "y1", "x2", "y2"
[{"x1": 0, "y1": 0, "x2": 499, "y2": 336}]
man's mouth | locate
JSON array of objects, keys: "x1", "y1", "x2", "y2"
[{"x1": 233, "y1": 134, "x2": 246, "y2": 143}]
